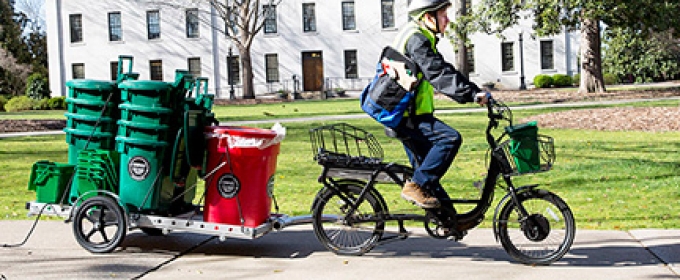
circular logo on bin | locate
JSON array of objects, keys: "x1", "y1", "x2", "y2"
[
  {"x1": 128, "y1": 156, "x2": 150, "y2": 181},
  {"x1": 217, "y1": 174, "x2": 240, "y2": 199},
  {"x1": 267, "y1": 175, "x2": 275, "y2": 198}
]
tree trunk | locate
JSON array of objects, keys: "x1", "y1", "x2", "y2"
[
  {"x1": 578, "y1": 16, "x2": 606, "y2": 93},
  {"x1": 454, "y1": 0, "x2": 469, "y2": 76},
  {"x1": 240, "y1": 46, "x2": 255, "y2": 99}
]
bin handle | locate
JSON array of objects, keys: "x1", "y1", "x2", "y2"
[{"x1": 117, "y1": 55, "x2": 134, "y2": 83}]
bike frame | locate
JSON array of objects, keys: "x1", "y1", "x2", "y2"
[{"x1": 313, "y1": 100, "x2": 534, "y2": 236}]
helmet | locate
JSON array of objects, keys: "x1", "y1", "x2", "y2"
[{"x1": 407, "y1": 0, "x2": 452, "y2": 18}]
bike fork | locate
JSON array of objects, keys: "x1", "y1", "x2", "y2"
[{"x1": 502, "y1": 175, "x2": 531, "y2": 218}]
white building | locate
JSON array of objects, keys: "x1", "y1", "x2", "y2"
[{"x1": 46, "y1": 0, "x2": 579, "y2": 98}]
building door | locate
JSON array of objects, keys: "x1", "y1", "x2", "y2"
[{"x1": 302, "y1": 51, "x2": 323, "y2": 91}]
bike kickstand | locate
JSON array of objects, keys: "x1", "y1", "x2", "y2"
[{"x1": 398, "y1": 220, "x2": 409, "y2": 239}]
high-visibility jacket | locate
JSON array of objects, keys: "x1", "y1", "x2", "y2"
[{"x1": 392, "y1": 21, "x2": 481, "y2": 116}]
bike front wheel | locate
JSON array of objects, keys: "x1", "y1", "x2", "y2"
[
  {"x1": 497, "y1": 189, "x2": 575, "y2": 265},
  {"x1": 312, "y1": 181, "x2": 385, "y2": 256}
]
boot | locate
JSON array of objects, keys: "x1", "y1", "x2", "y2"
[{"x1": 401, "y1": 181, "x2": 440, "y2": 208}]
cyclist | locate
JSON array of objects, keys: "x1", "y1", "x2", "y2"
[{"x1": 394, "y1": 0, "x2": 490, "y2": 208}]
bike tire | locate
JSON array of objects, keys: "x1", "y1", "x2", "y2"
[
  {"x1": 497, "y1": 189, "x2": 575, "y2": 265},
  {"x1": 72, "y1": 196, "x2": 127, "y2": 253},
  {"x1": 312, "y1": 182, "x2": 385, "y2": 256}
]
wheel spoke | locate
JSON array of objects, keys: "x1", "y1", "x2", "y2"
[
  {"x1": 73, "y1": 197, "x2": 127, "y2": 253},
  {"x1": 85, "y1": 227, "x2": 97, "y2": 241},
  {"x1": 498, "y1": 192, "x2": 575, "y2": 265},
  {"x1": 313, "y1": 183, "x2": 384, "y2": 255}
]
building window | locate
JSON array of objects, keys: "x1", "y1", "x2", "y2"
[
  {"x1": 341, "y1": 2, "x2": 355, "y2": 31},
  {"x1": 147, "y1": 10, "x2": 160, "y2": 40},
  {"x1": 72, "y1": 63, "x2": 85, "y2": 79},
  {"x1": 227, "y1": 55, "x2": 240, "y2": 85},
  {"x1": 302, "y1": 3, "x2": 316, "y2": 32},
  {"x1": 263, "y1": 5, "x2": 277, "y2": 34},
  {"x1": 150, "y1": 60, "x2": 163, "y2": 81},
  {"x1": 186, "y1": 9, "x2": 200, "y2": 38},
  {"x1": 501, "y1": 42, "x2": 515, "y2": 72},
  {"x1": 265, "y1": 54, "x2": 279, "y2": 83},
  {"x1": 69, "y1": 14, "x2": 83, "y2": 43},
  {"x1": 381, "y1": 0, "x2": 395, "y2": 29},
  {"x1": 108, "y1": 12, "x2": 122, "y2": 42},
  {"x1": 344, "y1": 50, "x2": 358, "y2": 79},
  {"x1": 110, "y1": 61, "x2": 118, "y2": 81},
  {"x1": 541, "y1": 40, "x2": 554, "y2": 70},
  {"x1": 188, "y1": 57, "x2": 201, "y2": 77},
  {"x1": 467, "y1": 44, "x2": 475, "y2": 73}
]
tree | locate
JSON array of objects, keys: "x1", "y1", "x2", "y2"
[
  {"x1": 475, "y1": 0, "x2": 680, "y2": 93},
  {"x1": 211, "y1": 0, "x2": 280, "y2": 99},
  {"x1": 0, "y1": 0, "x2": 32, "y2": 96},
  {"x1": 603, "y1": 28, "x2": 680, "y2": 83},
  {"x1": 135, "y1": 0, "x2": 280, "y2": 99},
  {"x1": 448, "y1": 0, "x2": 474, "y2": 76}
]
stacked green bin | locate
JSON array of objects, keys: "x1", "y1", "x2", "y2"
[
  {"x1": 116, "y1": 80, "x2": 175, "y2": 212},
  {"x1": 64, "y1": 80, "x2": 119, "y2": 164},
  {"x1": 27, "y1": 161, "x2": 76, "y2": 204},
  {"x1": 70, "y1": 149, "x2": 120, "y2": 204},
  {"x1": 505, "y1": 121, "x2": 541, "y2": 173}
]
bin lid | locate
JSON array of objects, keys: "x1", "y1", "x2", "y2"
[
  {"x1": 66, "y1": 79, "x2": 116, "y2": 91},
  {"x1": 205, "y1": 126, "x2": 278, "y2": 139},
  {"x1": 118, "y1": 80, "x2": 172, "y2": 91}
]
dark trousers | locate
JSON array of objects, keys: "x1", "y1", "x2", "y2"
[{"x1": 394, "y1": 114, "x2": 462, "y2": 200}]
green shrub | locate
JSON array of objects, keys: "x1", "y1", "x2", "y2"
[
  {"x1": 603, "y1": 73, "x2": 618, "y2": 85},
  {"x1": 25, "y1": 73, "x2": 50, "y2": 100},
  {"x1": 552, "y1": 74, "x2": 573, "y2": 87},
  {"x1": 0, "y1": 95, "x2": 8, "y2": 112},
  {"x1": 47, "y1": 96, "x2": 67, "y2": 110},
  {"x1": 4, "y1": 96, "x2": 36, "y2": 112},
  {"x1": 533, "y1": 74, "x2": 553, "y2": 88},
  {"x1": 33, "y1": 98, "x2": 49, "y2": 110}
]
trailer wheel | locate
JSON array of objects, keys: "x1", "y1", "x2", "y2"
[{"x1": 72, "y1": 196, "x2": 127, "y2": 253}]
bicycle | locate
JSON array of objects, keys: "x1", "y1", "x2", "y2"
[{"x1": 308, "y1": 98, "x2": 575, "y2": 265}]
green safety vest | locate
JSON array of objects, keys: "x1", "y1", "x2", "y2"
[{"x1": 391, "y1": 21, "x2": 437, "y2": 116}]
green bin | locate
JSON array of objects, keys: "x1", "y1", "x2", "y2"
[
  {"x1": 116, "y1": 137, "x2": 173, "y2": 212},
  {"x1": 119, "y1": 103, "x2": 173, "y2": 125},
  {"x1": 117, "y1": 120, "x2": 170, "y2": 141},
  {"x1": 65, "y1": 113, "x2": 116, "y2": 134},
  {"x1": 27, "y1": 161, "x2": 75, "y2": 204},
  {"x1": 505, "y1": 121, "x2": 540, "y2": 173},
  {"x1": 69, "y1": 149, "x2": 120, "y2": 204},
  {"x1": 64, "y1": 128, "x2": 115, "y2": 164},
  {"x1": 119, "y1": 80, "x2": 173, "y2": 107},
  {"x1": 66, "y1": 98, "x2": 118, "y2": 117},
  {"x1": 66, "y1": 80, "x2": 118, "y2": 102}
]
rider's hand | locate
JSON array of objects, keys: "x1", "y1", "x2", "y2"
[{"x1": 475, "y1": 91, "x2": 492, "y2": 106}]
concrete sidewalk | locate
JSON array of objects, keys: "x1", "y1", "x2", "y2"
[{"x1": 0, "y1": 220, "x2": 678, "y2": 279}]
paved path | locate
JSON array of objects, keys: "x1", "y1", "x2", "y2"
[{"x1": 0, "y1": 221, "x2": 678, "y2": 279}]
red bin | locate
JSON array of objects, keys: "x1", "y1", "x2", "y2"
[{"x1": 203, "y1": 126, "x2": 282, "y2": 227}]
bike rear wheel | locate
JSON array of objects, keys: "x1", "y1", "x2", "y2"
[
  {"x1": 312, "y1": 182, "x2": 385, "y2": 255},
  {"x1": 497, "y1": 190, "x2": 575, "y2": 265}
]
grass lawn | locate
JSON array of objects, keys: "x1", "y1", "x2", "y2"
[{"x1": 1, "y1": 99, "x2": 679, "y2": 231}]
